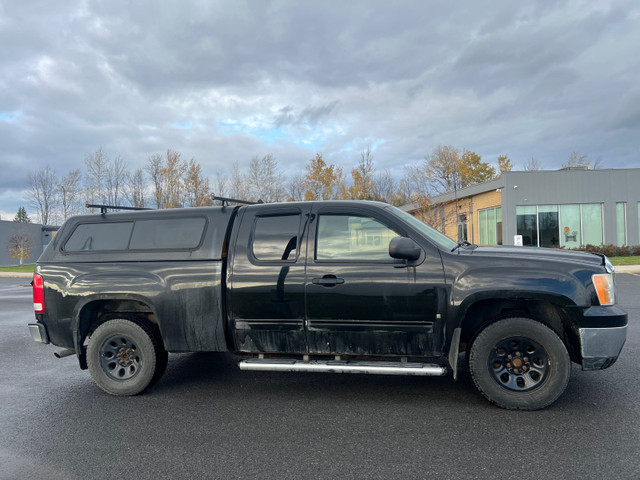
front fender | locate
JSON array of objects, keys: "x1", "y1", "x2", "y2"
[{"x1": 450, "y1": 267, "x2": 586, "y2": 314}]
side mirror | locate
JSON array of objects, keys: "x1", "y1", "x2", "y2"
[{"x1": 389, "y1": 237, "x2": 422, "y2": 261}]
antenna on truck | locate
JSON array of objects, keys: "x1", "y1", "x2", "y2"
[
  {"x1": 86, "y1": 204, "x2": 154, "y2": 214},
  {"x1": 211, "y1": 196, "x2": 263, "y2": 206}
]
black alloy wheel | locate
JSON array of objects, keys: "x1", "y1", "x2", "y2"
[
  {"x1": 87, "y1": 318, "x2": 160, "y2": 396},
  {"x1": 468, "y1": 317, "x2": 571, "y2": 410}
]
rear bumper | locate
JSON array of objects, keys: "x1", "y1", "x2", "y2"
[{"x1": 28, "y1": 323, "x2": 50, "y2": 344}]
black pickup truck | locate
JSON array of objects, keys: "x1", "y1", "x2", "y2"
[{"x1": 29, "y1": 200, "x2": 627, "y2": 409}]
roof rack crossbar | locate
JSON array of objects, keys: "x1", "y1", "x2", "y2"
[
  {"x1": 86, "y1": 203, "x2": 153, "y2": 214},
  {"x1": 211, "y1": 196, "x2": 262, "y2": 206}
]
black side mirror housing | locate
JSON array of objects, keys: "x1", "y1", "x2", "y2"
[{"x1": 389, "y1": 237, "x2": 422, "y2": 261}]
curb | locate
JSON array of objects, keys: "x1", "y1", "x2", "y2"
[
  {"x1": 0, "y1": 272, "x2": 34, "y2": 278},
  {"x1": 614, "y1": 265, "x2": 640, "y2": 274}
]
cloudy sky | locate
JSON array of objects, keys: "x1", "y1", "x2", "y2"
[{"x1": 1, "y1": 0, "x2": 639, "y2": 219}]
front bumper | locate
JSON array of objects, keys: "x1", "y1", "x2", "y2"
[
  {"x1": 578, "y1": 306, "x2": 627, "y2": 370},
  {"x1": 579, "y1": 307, "x2": 627, "y2": 371}
]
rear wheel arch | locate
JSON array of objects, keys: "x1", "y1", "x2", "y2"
[
  {"x1": 72, "y1": 298, "x2": 165, "y2": 370},
  {"x1": 76, "y1": 298, "x2": 160, "y2": 344}
]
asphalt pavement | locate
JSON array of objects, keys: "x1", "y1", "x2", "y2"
[{"x1": 0, "y1": 274, "x2": 638, "y2": 480}]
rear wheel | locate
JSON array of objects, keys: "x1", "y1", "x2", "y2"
[
  {"x1": 468, "y1": 317, "x2": 570, "y2": 410},
  {"x1": 87, "y1": 318, "x2": 162, "y2": 396}
]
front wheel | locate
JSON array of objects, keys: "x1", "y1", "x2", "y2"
[
  {"x1": 468, "y1": 317, "x2": 570, "y2": 410},
  {"x1": 87, "y1": 319, "x2": 161, "y2": 396}
]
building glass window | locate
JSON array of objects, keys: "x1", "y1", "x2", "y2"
[
  {"x1": 518, "y1": 203, "x2": 603, "y2": 247},
  {"x1": 457, "y1": 214, "x2": 468, "y2": 242},
  {"x1": 560, "y1": 204, "x2": 581, "y2": 248},
  {"x1": 581, "y1": 204, "x2": 603, "y2": 246},
  {"x1": 616, "y1": 203, "x2": 627, "y2": 246},
  {"x1": 538, "y1": 205, "x2": 559, "y2": 247},
  {"x1": 478, "y1": 207, "x2": 502, "y2": 245},
  {"x1": 479, "y1": 209, "x2": 487, "y2": 244},
  {"x1": 516, "y1": 206, "x2": 538, "y2": 247}
]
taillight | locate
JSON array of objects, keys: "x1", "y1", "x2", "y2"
[
  {"x1": 33, "y1": 273, "x2": 45, "y2": 314},
  {"x1": 592, "y1": 273, "x2": 615, "y2": 306}
]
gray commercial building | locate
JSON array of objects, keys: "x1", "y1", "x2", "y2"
[
  {"x1": 404, "y1": 168, "x2": 640, "y2": 248},
  {"x1": 0, "y1": 220, "x2": 57, "y2": 266}
]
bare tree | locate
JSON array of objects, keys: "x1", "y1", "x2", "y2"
[
  {"x1": 247, "y1": 154, "x2": 286, "y2": 203},
  {"x1": 524, "y1": 157, "x2": 541, "y2": 171},
  {"x1": 84, "y1": 147, "x2": 109, "y2": 206},
  {"x1": 105, "y1": 155, "x2": 128, "y2": 206},
  {"x1": 424, "y1": 145, "x2": 460, "y2": 195},
  {"x1": 58, "y1": 169, "x2": 83, "y2": 221},
  {"x1": 563, "y1": 151, "x2": 602, "y2": 170},
  {"x1": 373, "y1": 170, "x2": 407, "y2": 206},
  {"x1": 287, "y1": 173, "x2": 305, "y2": 201},
  {"x1": 27, "y1": 165, "x2": 58, "y2": 225},
  {"x1": 403, "y1": 162, "x2": 432, "y2": 220},
  {"x1": 124, "y1": 169, "x2": 147, "y2": 208},
  {"x1": 348, "y1": 147, "x2": 376, "y2": 200},
  {"x1": 145, "y1": 153, "x2": 165, "y2": 209},
  {"x1": 212, "y1": 169, "x2": 227, "y2": 200},
  {"x1": 229, "y1": 162, "x2": 248, "y2": 201}
]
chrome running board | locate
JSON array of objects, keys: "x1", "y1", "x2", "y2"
[{"x1": 239, "y1": 358, "x2": 447, "y2": 376}]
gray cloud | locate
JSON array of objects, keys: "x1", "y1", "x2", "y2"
[
  {"x1": 1, "y1": 0, "x2": 639, "y2": 219},
  {"x1": 274, "y1": 101, "x2": 340, "y2": 127}
]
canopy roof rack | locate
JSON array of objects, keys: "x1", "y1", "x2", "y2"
[
  {"x1": 86, "y1": 204, "x2": 153, "y2": 214},
  {"x1": 211, "y1": 196, "x2": 263, "y2": 206}
]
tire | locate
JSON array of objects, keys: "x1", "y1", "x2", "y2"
[
  {"x1": 87, "y1": 318, "x2": 160, "y2": 396},
  {"x1": 149, "y1": 333, "x2": 169, "y2": 388},
  {"x1": 468, "y1": 317, "x2": 570, "y2": 410}
]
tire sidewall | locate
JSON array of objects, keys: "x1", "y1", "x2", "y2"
[
  {"x1": 87, "y1": 319, "x2": 157, "y2": 396},
  {"x1": 469, "y1": 317, "x2": 570, "y2": 410}
]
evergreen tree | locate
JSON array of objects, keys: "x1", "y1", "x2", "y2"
[{"x1": 14, "y1": 206, "x2": 31, "y2": 223}]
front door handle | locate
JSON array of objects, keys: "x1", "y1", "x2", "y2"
[{"x1": 312, "y1": 275, "x2": 345, "y2": 287}]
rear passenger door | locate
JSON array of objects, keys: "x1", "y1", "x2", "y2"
[{"x1": 227, "y1": 205, "x2": 312, "y2": 354}]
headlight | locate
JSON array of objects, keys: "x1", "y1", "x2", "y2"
[{"x1": 592, "y1": 273, "x2": 615, "y2": 306}]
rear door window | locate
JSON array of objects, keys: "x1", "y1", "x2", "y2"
[{"x1": 252, "y1": 214, "x2": 300, "y2": 262}]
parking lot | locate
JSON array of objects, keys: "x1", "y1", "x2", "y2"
[{"x1": 0, "y1": 273, "x2": 638, "y2": 479}]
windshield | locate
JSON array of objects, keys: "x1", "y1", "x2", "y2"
[{"x1": 386, "y1": 205, "x2": 458, "y2": 251}]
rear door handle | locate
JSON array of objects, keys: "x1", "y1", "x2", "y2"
[{"x1": 312, "y1": 275, "x2": 345, "y2": 287}]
